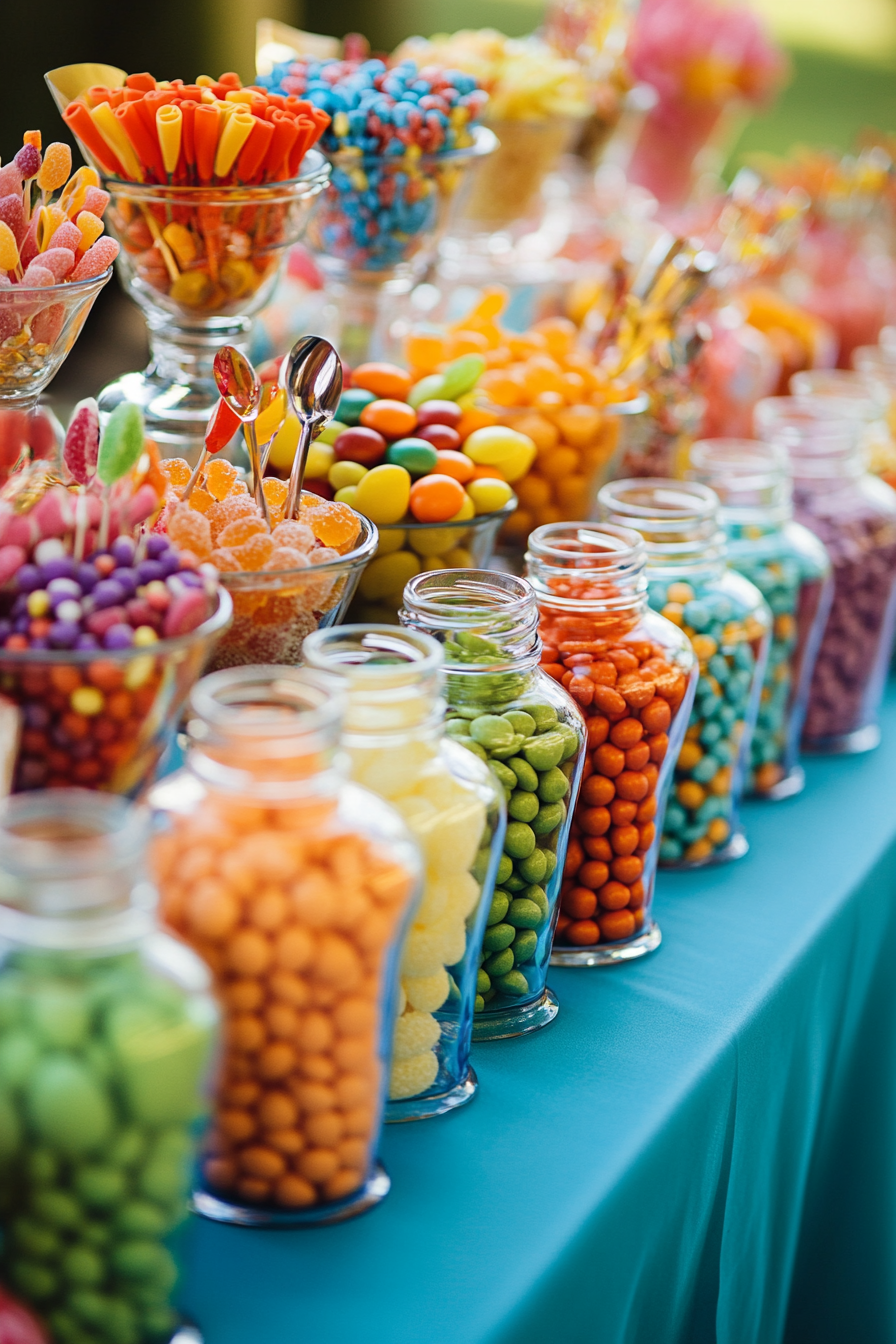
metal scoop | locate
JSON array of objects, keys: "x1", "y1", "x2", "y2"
[{"x1": 282, "y1": 335, "x2": 343, "y2": 520}]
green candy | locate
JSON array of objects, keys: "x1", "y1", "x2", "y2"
[
  {"x1": 317, "y1": 419, "x2": 348, "y2": 445},
  {"x1": 116, "y1": 1201, "x2": 169, "y2": 1239},
  {"x1": 25, "y1": 1149, "x2": 57, "y2": 1185},
  {"x1": 10, "y1": 1217, "x2": 60, "y2": 1260},
  {"x1": 408, "y1": 373, "x2": 446, "y2": 408},
  {"x1": 29, "y1": 986, "x2": 89, "y2": 1050},
  {"x1": 495, "y1": 970, "x2": 530, "y2": 997},
  {"x1": 138, "y1": 1155, "x2": 185, "y2": 1205},
  {"x1": 503, "y1": 710, "x2": 536, "y2": 737},
  {"x1": 515, "y1": 700, "x2": 558, "y2": 732},
  {"x1": 26, "y1": 1055, "x2": 112, "y2": 1156},
  {"x1": 0, "y1": 1090, "x2": 21, "y2": 1161},
  {"x1": 483, "y1": 948, "x2": 515, "y2": 977},
  {"x1": 60, "y1": 1246, "x2": 104, "y2": 1287},
  {"x1": 488, "y1": 734, "x2": 526, "y2": 760},
  {"x1": 29, "y1": 1189, "x2": 80, "y2": 1230},
  {"x1": 476, "y1": 970, "x2": 491, "y2": 996},
  {"x1": 0, "y1": 1031, "x2": 40, "y2": 1090},
  {"x1": 557, "y1": 724, "x2": 580, "y2": 761},
  {"x1": 107, "y1": 1126, "x2": 146, "y2": 1170},
  {"x1": 482, "y1": 922, "x2": 515, "y2": 953},
  {"x1": 80, "y1": 1221, "x2": 111, "y2": 1248},
  {"x1": 96, "y1": 403, "x2": 145, "y2": 487},
  {"x1": 506, "y1": 898, "x2": 543, "y2": 930},
  {"x1": 505, "y1": 822, "x2": 536, "y2": 858},
  {"x1": 445, "y1": 718, "x2": 471, "y2": 739},
  {"x1": 532, "y1": 801, "x2": 565, "y2": 836},
  {"x1": 523, "y1": 884, "x2": 550, "y2": 922},
  {"x1": 521, "y1": 732, "x2": 566, "y2": 771},
  {"x1": 537, "y1": 766, "x2": 569, "y2": 804},
  {"x1": 470, "y1": 715, "x2": 514, "y2": 747},
  {"x1": 470, "y1": 846, "x2": 493, "y2": 884},
  {"x1": 69, "y1": 1290, "x2": 108, "y2": 1325},
  {"x1": 516, "y1": 848, "x2": 547, "y2": 884},
  {"x1": 503, "y1": 872, "x2": 527, "y2": 892},
  {"x1": 495, "y1": 854, "x2": 513, "y2": 885},
  {"x1": 74, "y1": 1164, "x2": 126, "y2": 1210},
  {"x1": 542, "y1": 850, "x2": 558, "y2": 881},
  {"x1": 11, "y1": 1260, "x2": 56, "y2": 1301},
  {"x1": 458, "y1": 738, "x2": 488, "y2": 763},
  {"x1": 489, "y1": 761, "x2": 518, "y2": 793},
  {"x1": 438, "y1": 353, "x2": 486, "y2": 400},
  {"x1": 486, "y1": 891, "x2": 510, "y2": 926},
  {"x1": 511, "y1": 929, "x2": 538, "y2": 964},
  {"x1": 386, "y1": 438, "x2": 438, "y2": 475},
  {"x1": 507, "y1": 757, "x2": 539, "y2": 791},
  {"x1": 473, "y1": 994, "x2": 485, "y2": 1013},
  {"x1": 111, "y1": 1239, "x2": 172, "y2": 1281},
  {"x1": 508, "y1": 790, "x2": 540, "y2": 823}
]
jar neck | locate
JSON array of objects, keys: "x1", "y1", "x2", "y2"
[
  {"x1": 186, "y1": 665, "x2": 347, "y2": 802},
  {"x1": 597, "y1": 477, "x2": 727, "y2": 581},
  {"x1": 399, "y1": 570, "x2": 542, "y2": 702},
  {"x1": 0, "y1": 791, "x2": 154, "y2": 952},
  {"x1": 525, "y1": 521, "x2": 649, "y2": 637},
  {"x1": 754, "y1": 396, "x2": 867, "y2": 483},
  {"x1": 301, "y1": 626, "x2": 445, "y2": 747},
  {"x1": 687, "y1": 437, "x2": 793, "y2": 532}
]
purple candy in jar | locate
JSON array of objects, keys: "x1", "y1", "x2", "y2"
[
  {"x1": 14, "y1": 565, "x2": 41, "y2": 593},
  {"x1": 74, "y1": 633, "x2": 99, "y2": 650},
  {"x1": 146, "y1": 534, "x2": 170, "y2": 558},
  {"x1": 47, "y1": 621, "x2": 81, "y2": 649},
  {"x1": 92, "y1": 579, "x2": 126, "y2": 610},
  {"x1": 111, "y1": 567, "x2": 138, "y2": 598},
  {"x1": 40, "y1": 556, "x2": 77, "y2": 583},
  {"x1": 103, "y1": 624, "x2": 135, "y2": 650},
  {"x1": 136, "y1": 559, "x2": 165, "y2": 585},
  {"x1": 47, "y1": 578, "x2": 82, "y2": 607},
  {"x1": 110, "y1": 536, "x2": 136, "y2": 565},
  {"x1": 76, "y1": 563, "x2": 99, "y2": 592}
]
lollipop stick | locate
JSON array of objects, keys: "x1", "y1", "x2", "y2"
[{"x1": 181, "y1": 449, "x2": 208, "y2": 502}]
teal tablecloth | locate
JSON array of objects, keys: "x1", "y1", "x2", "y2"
[{"x1": 179, "y1": 687, "x2": 896, "y2": 1344}]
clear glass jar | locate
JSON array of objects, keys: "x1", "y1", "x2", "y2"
[
  {"x1": 687, "y1": 439, "x2": 833, "y2": 797},
  {"x1": 526, "y1": 523, "x2": 697, "y2": 964},
  {"x1": 0, "y1": 789, "x2": 217, "y2": 1343},
  {"x1": 755, "y1": 396, "x2": 896, "y2": 752},
  {"x1": 400, "y1": 570, "x2": 586, "y2": 1040},
  {"x1": 149, "y1": 666, "x2": 420, "y2": 1226},
  {"x1": 301, "y1": 626, "x2": 505, "y2": 1121},
  {"x1": 598, "y1": 479, "x2": 771, "y2": 866}
]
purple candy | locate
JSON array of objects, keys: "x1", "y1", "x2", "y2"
[
  {"x1": 76, "y1": 564, "x2": 99, "y2": 593},
  {"x1": 157, "y1": 552, "x2": 181, "y2": 578},
  {"x1": 48, "y1": 621, "x2": 80, "y2": 649},
  {"x1": 92, "y1": 579, "x2": 126, "y2": 609},
  {"x1": 40, "y1": 556, "x2": 77, "y2": 583},
  {"x1": 47, "y1": 578, "x2": 82, "y2": 605},
  {"x1": 103, "y1": 624, "x2": 135, "y2": 650},
  {"x1": 0, "y1": 621, "x2": 9, "y2": 642},
  {"x1": 146, "y1": 534, "x2": 170, "y2": 558},
  {"x1": 111, "y1": 567, "x2": 138, "y2": 598},
  {"x1": 174, "y1": 570, "x2": 204, "y2": 589},
  {"x1": 29, "y1": 637, "x2": 50, "y2": 649},
  {"x1": 110, "y1": 536, "x2": 136, "y2": 565},
  {"x1": 136, "y1": 559, "x2": 165, "y2": 584},
  {"x1": 74, "y1": 633, "x2": 99, "y2": 650},
  {"x1": 14, "y1": 565, "x2": 41, "y2": 593},
  {"x1": 23, "y1": 703, "x2": 49, "y2": 728},
  {"x1": 14, "y1": 617, "x2": 29, "y2": 634}
]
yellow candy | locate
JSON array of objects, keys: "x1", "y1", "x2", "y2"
[
  {"x1": 353, "y1": 463, "x2": 411, "y2": 525},
  {"x1": 77, "y1": 213, "x2": 105, "y2": 251},
  {"x1": 157, "y1": 105, "x2": 183, "y2": 177},
  {"x1": 449, "y1": 494, "x2": 476, "y2": 523},
  {"x1": 375, "y1": 528, "x2": 407, "y2": 556},
  {"x1": 303, "y1": 438, "x2": 333, "y2": 479},
  {"x1": 70, "y1": 687, "x2": 103, "y2": 717},
  {"x1": 466, "y1": 478, "x2": 514, "y2": 514},
  {"x1": 329, "y1": 460, "x2": 368, "y2": 490},
  {"x1": 463, "y1": 425, "x2": 536, "y2": 483},
  {"x1": 408, "y1": 526, "x2": 461, "y2": 557},
  {"x1": 358, "y1": 549, "x2": 421, "y2": 600},
  {"x1": 256, "y1": 388, "x2": 287, "y2": 444},
  {"x1": 36, "y1": 142, "x2": 72, "y2": 194},
  {"x1": 334, "y1": 486, "x2": 359, "y2": 506},
  {"x1": 0, "y1": 222, "x2": 18, "y2": 272},
  {"x1": 267, "y1": 414, "x2": 300, "y2": 471},
  {"x1": 214, "y1": 110, "x2": 254, "y2": 178},
  {"x1": 443, "y1": 546, "x2": 474, "y2": 567}
]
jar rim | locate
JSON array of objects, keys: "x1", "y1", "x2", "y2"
[
  {"x1": 0, "y1": 265, "x2": 113, "y2": 300},
  {"x1": 103, "y1": 148, "x2": 330, "y2": 197},
  {"x1": 188, "y1": 664, "x2": 345, "y2": 740},
  {"x1": 303, "y1": 624, "x2": 443, "y2": 679},
  {"x1": 527, "y1": 520, "x2": 646, "y2": 567},
  {"x1": 598, "y1": 477, "x2": 719, "y2": 522}
]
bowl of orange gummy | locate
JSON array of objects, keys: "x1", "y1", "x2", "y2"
[{"x1": 156, "y1": 456, "x2": 376, "y2": 667}]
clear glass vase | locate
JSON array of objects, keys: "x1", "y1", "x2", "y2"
[
  {"x1": 598, "y1": 478, "x2": 771, "y2": 867},
  {"x1": 400, "y1": 569, "x2": 586, "y2": 1039},
  {"x1": 98, "y1": 161, "x2": 329, "y2": 455},
  {"x1": 302, "y1": 626, "x2": 506, "y2": 1120},
  {"x1": 0, "y1": 788, "x2": 218, "y2": 1343},
  {"x1": 755, "y1": 395, "x2": 896, "y2": 752},
  {"x1": 149, "y1": 666, "x2": 420, "y2": 1226},
  {"x1": 525, "y1": 522, "x2": 697, "y2": 963},
  {"x1": 687, "y1": 438, "x2": 833, "y2": 797}
]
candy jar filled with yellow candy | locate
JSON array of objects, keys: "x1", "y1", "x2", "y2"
[
  {"x1": 149, "y1": 666, "x2": 420, "y2": 1225},
  {"x1": 599, "y1": 479, "x2": 771, "y2": 867},
  {"x1": 302, "y1": 626, "x2": 505, "y2": 1120},
  {"x1": 0, "y1": 789, "x2": 217, "y2": 1342},
  {"x1": 400, "y1": 570, "x2": 586, "y2": 1039}
]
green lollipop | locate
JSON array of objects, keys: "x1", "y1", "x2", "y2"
[{"x1": 96, "y1": 404, "x2": 145, "y2": 487}]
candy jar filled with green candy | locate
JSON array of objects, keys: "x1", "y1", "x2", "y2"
[
  {"x1": 0, "y1": 789, "x2": 217, "y2": 1344},
  {"x1": 598, "y1": 479, "x2": 771, "y2": 867},
  {"x1": 302, "y1": 625, "x2": 505, "y2": 1121},
  {"x1": 400, "y1": 570, "x2": 585, "y2": 1040},
  {"x1": 687, "y1": 439, "x2": 833, "y2": 799}
]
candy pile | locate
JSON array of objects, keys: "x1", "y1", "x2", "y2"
[
  {"x1": 61, "y1": 71, "x2": 329, "y2": 187},
  {"x1": 405, "y1": 297, "x2": 632, "y2": 542},
  {"x1": 0, "y1": 939, "x2": 214, "y2": 1343},
  {"x1": 157, "y1": 456, "x2": 367, "y2": 667},
  {"x1": 258, "y1": 56, "x2": 487, "y2": 274},
  {"x1": 0, "y1": 132, "x2": 119, "y2": 393}
]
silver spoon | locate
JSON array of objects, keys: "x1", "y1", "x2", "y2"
[
  {"x1": 213, "y1": 346, "x2": 271, "y2": 529},
  {"x1": 283, "y1": 335, "x2": 343, "y2": 521}
]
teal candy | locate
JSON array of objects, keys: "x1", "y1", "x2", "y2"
[
  {"x1": 335, "y1": 388, "x2": 376, "y2": 425},
  {"x1": 96, "y1": 403, "x2": 145, "y2": 487},
  {"x1": 385, "y1": 438, "x2": 439, "y2": 475}
]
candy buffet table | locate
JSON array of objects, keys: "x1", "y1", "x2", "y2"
[{"x1": 179, "y1": 686, "x2": 896, "y2": 1344}]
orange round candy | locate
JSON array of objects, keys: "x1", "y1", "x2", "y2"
[
  {"x1": 308, "y1": 501, "x2": 362, "y2": 550},
  {"x1": 433, "y1": 450, "x2": 476, "y2": 484},
  {"x1": 408, "y1": 474, "x2": 466, "y2": 523},
  {"x1": 360, "y1": 399, "x2": 417, "y2": 441},
  {"x1": 351, "y1": 363, "x2": 412, "y2": 402}
]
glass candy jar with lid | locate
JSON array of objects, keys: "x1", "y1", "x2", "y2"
[
  {"x1": 755, "y1": 396, "x2": 896, "y2": 752},
  {"x1": 526, "y1": 523, "x2": 697, "y2": 963},
  {"x1": 0, "y1": 789, "x2": 218, "y2": 1343},
  {"x1": 598, "y1": 479, "x2": 771, "y2": 867},
  {"x1": 302, "y1": 626, "x2": 505, "y2": 1122},
  {"x1": 400, "y1": 570, "x2": 586, "y2": 1040},
  {"x1": 149, "y1": 666, "x2": 420, "y2": 1226},
  {"x1": 688, "y1": 439, "x2": 833, "y2": 797}
]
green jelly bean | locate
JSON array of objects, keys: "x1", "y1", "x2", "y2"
[
  {"x1": 74, "y1": 1164, "x2": 126, "y2": 1210},
  {"x1": 557, "y1": 724, "x2": 580, "y2": 761},
  {"x1": 336, "y1": 387, "x2": 377, "y2": 424},
  {"x1": 30, "y1": 1189, "x2": 80, "y2": 1229},
  {"x1": 507, "y1": 756, "x2": 539, "y2": 791},
  {"x1": 141, "y1": 1305, "x2": 177, "y2": 1339},
  {"x1": 445, "y1": 718, "x2": 471, "y2": 739},
  {"x1": 490, "y1": 761, "x2": 518, "y2": 793},
  {"x1": 476, "y1": 970, "x2": 491, "y2": 996},
  {"x1": 29, "y1": 988, "x2": 90, "y2": 1050},
  {"x1": 516, "y1": 701, "x2": 558, "y2": 732},
  {"x1": 496, "y1": 854, "x2": 513, "y2": 885},
  {"x1": 0, "y1": 1031, "x2": 40, "y2": 1090},
  {"x1": 470, "y1": 715, "x2": 515, "y2": 749},
  {"x1": 488, "y1": 734, "x2": 526, "y2": 761},
  {"x1": 506, "y1": 898, "x2": 543, "y2": 930},
  {"x1": 484, "y1": 948, "x2": 515, "y2": 977},
  {"x1": 80, "y1": 1221, "x2": 111, "y2": 1248},
  {"x1": 26, "y1": 1056, "x2": 113, "y2": 1157},
  {"x1": 111, "y1": 1239, "x2": 172, "y2": 1281},
  {"x1": 458, "y1": 738, "x2": 489, "y2": 763},
  {"x1": 11, "y1": 1261, "x2": 56, "y2": 1301},
  {"x1": 138, "y1": 1156, "x2": 185, "y2": 1205},
  {"x1": 69, "y1": 1289, "x2": 108, "y2": 1325},
  {"x1": 516, "y1": 848, "x2": 547, "y2": 884},
  {"x1": 482, "y1": 922, "x2": 515, "y2": 953},
  {"x1": 474, "y1": 994, "x2": 485, "y2": 1013},
  {"x1": 532, "y1": 801, "x2": 565, "y2": 836},
  {"x1": 495, "y1": 970, "x2": 530, "y2": 997},
  {"x1": 61, "y1": 1246, "x2": 104, "y2": 1287},
  {"x1": 523, "y1": 884, "x2": 550, "y2": 922},
  {"x1": 537, "y1": 766, "x2": 569, "y2": 804},
  {"x1": 503, "y1": 710, "x2": 536, "y2": 737},
  {"x1": 486, "y1": 891, "x2": 510, "y2": 926},
  {"x1": 107, "y1": 1127, "x2": 145, "y2": 1170},
  {"x1": 116, "y1": 1201, "x2": 168, "y2": 1239},
  {"x1": 25, "y1": 1148, "x2": 57, "y2": 1185},
  {"x1": 470, "y1": 846, "x2": 493, "y2": 884},
  {"x1": 104, "y1": 1299, "x2": 141, "y2": 1344},
  {"x1": 11, "y1": 1217, "x2": 60, "y2": 1260},
  {"x1": 521, "y1": 732, "x2": 566, "y2": 771},
  {"x1": 541, "y1": 850, "x2": 557, "y2": 881},
  {"x1": 505, "y1": 822, "x2": 536, "y2": 859},
  {"x1": 508, "y1": 790, "x2": 540, "y2": 823},
  {"x1": 511, "y1": 929, "x2": 538, "y2": 964},
  {"x1": 503, "y1": 872, "x2": 526, "y2": 892}
]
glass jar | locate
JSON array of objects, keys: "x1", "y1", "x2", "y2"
[
  {"x1": 149, "y1": 667, "x2": 420, "y2": 1226},
  {"x1": 598, "y1": 479, "x2": 771, "y2": 866},
  {"x1": 400, "y1": 570, "x2": 586, "y2": 1040},
  {"x1": 755, "y1": 396, "x2": 896, "y2": 752},
  {"x1": 687, "y1": 439, "x2": 833, "y2": 797},
  {"x1": 526, "y1": 523, "x2": 697, "y2": 963},
  {"x1": 302, "y1": 626, "x2": 506, "y2": 1121},
  {"x1": 0, "y1": 789, "x2": 217, "y2": 1343}
]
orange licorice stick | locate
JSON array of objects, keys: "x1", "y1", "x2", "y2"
[
  {"x1": 237, "y1": 116, "x2": 274, "y2": 183},
  {"x1": 264, "y1": 112, "x2": 299, "y2": 180},
  {"x1": 116, "y1": 102, "x2": 164, "y2": 180},
  {"x1": 194, "y1": 103, "x2": 220, "y2": 183},
  {"x1": 126, "y1": 72, "x2": 156, "y2": 92},
  {"x1": 63, "y1": 103, "x2": 124, "y2": 177},
  {"x1": 109, "y1": 89, "x2": 127, "y2": 109},
  {"x1": 265, "y1": 93, "x2": 286, "y2": 110},
  {"x1": 180, "y1": 85, "x2": 203, "y2": 100},
  {"x1": 288, "y1": 118, "x2": 320, "y2": 177},
  {"x1": 217, "y1": 72, "x2": 242, "y2": 90},
  {"x1": 23, "y1": 131, "x2": 42, "y2": 150},
  {"x1": 87, "y1": 86, "x2": 112, "y2": 107},
  {"x1": 122, "y1": 89, "x2": 144, "y2": 104}
]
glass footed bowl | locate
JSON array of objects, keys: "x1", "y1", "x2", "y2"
[
  {"x1": 349, "y1": 499, "x2": 516, "y2": 624},
  {"x1": 0, "y1": 589, "x2": 232, "y2": 795},
  {"x1": 210, "y1": 514, "x2": 377, "y2": 670},
  {"x1": 97, "y1": 155, "x2": 330, "y2": 454}
]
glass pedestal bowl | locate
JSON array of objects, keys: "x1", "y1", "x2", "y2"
[{"x1": 97, "y1": 156, "x2": 330, "y2": 457}]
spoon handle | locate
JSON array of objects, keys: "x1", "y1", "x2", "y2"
[
  {"x1": 245, "y1": 423, "x2": 272, "y2": 530},
  {"x1": 284, "y1": 418, "x2": 314, "y2": 521}
]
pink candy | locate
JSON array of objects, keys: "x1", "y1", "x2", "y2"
[
  {"x1": 0, "y1": 195, "x2": 25, "y2": 245},
  {"x1": 38, "y1": 248, "x2": 75, "y2": 281},
  {"x1": 71, "y1": 236, "x2": 119, "y2": 281},
  {"x1": 14, "y1": 145, "x2": 40, "y2": 180},
  {"x1": 63, "y1": 398, "x2": 100, "y2": 485},
  {"x1": 31, "y1": 303, "x2": 65, "y2": 346},
  {"x1": 0, "y1": 165, "x2": 22, "y2": 198},
  {"x1": 21, "y1": 263, "x2": 55, "y2": 288},
  {"x1": 0, "y1": 545, "x2": 26, "y2": 586},
  {"x1": 80, "y1": 187, "x2": 110, "y2": 217},
  {"x1": 47, "y1": 221, "x2": 82, "y2": 253}
]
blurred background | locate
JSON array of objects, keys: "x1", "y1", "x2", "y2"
[{"x1": 6, "y1": 0, "x2": 895, "y2": 403}]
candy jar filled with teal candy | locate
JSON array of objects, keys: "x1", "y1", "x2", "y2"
[
  {"x1": 688, "y1": 440, "x2": 833, "y2": 798},
  {"x1": 599, "y1": 479, "x2": 771, "y2": 867},
  {"x1": 0, "y1": 790, "x2": 217, "y2": 1344},
  {"x1": 400, "y1": 569, "x2": 585, "y2": 1040}
]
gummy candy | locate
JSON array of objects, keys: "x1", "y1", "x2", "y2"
[
  {"x1": 71, "y1": 236, "x2": 119, "y2": 282},
  {"x1": 263, "y1": 545, "x2": 310, "y2": 570},
  {"x1": 96, "y1": 402, "x2": 145, "y2": 486},
  {"x1": 207, "y1": 494, "x2": 257, "y2": 539},
  {"x1": 39, "y1": 247, "x2": 75, "y2": 281},
  {"x1": 218, "y1": 515, "x2": 266, "y2": 548},
  {"x1": 189, "y1": 487, "x2": 215, "y2": 514},
  {"x1": 0, "y1": 223, "x2": 19, "y2": 272},
  {"x1": 0, "y1": 195, "x2": 25, "y2": 245},
  {"x1": 168, "y1": 503, "x2": 213, "y2": 559},
  {"x1": 159, "y1": 457, "x2": 191, "y2": 487},
  {"x1": 262, "y1": 477, "x2": 288, "y2": 511},
  {"x1": 36, "y1": 142, "x2": 72, "y2": 193},
  {"x1": 271, "y1": 520, "x2": 314, "y2": 552},
  {"x1": 62, "y1": 397, "x2": 100, "y2": 484},
  {"x1": 80, "y1": 186, "x2": 110, "y2": 217},
  {"x1": 231, "y1": 532, "x2": 274, "y2": 570},
  {"x1": 206, "y1": 458, "x2": 238, "y2": 500},
  {"x1": 209, "y1": 547, "x2": 241, "y2": 571},
  {"x1": 14, "y1": 144, "x2": 40, "y2": 180},
  {"x1": 48, "y1": 221, "x2": 83, "y2": 253},
  {"x1": 307, "y1": 501, "x2": 362, "y2": 551}
]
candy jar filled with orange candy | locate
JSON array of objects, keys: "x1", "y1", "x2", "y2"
[
  {"x1": 526, "y1": 522, "x2": 696, "y2": 962},
  {"x1": 149, "y1": 665, "x2": 420, "y2": 1225},
  {"x1": 156, "y1": 456, "x2": 376, "y2": 667}
]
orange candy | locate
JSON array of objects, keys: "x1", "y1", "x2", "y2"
[
  {"x1": 408, "y1": 474, "x2": 466, "y2": 523},
  {"x1": 307, "y1": 501, "x2": 362, "y2": 551},
  {"x1": 351, "y1": 362, "x2": 412, "y2": 402},
  {"x1": 360, "y1": 399, "x2": 417, "y2": 441},
  {"x1": 433, "y1": 450, "x2": 476, "y2": 483}
]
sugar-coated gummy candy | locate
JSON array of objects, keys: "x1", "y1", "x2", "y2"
[
  {"x1": 167, "y1": 504, "x2": 213, "y2": 560},
  {"x1": 71, "y1": 237, "x2": 119, "y2": 282}
]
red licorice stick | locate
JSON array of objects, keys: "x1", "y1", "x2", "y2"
[
  {"x1": 288, "y1": 117, "x2": 319, "y2": 176},
  {"x1": 63, "y1": 103, "x2": 125, "y2": 176},
  {"x1": 126, "y1": 72, "x2": 157, "y2": 92},
  {"x1": 264, "y1": 112, "x2": 299, "y2": 179},
  {"x1": 194, "y1": 105, "x2": 219, "y2": 183},
  {"x1": 115, "y1": 103, "x2": 164, "y2": 181},
  {"x1": 236, "y1": 117, "x2": 274, "y2": 183}
]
